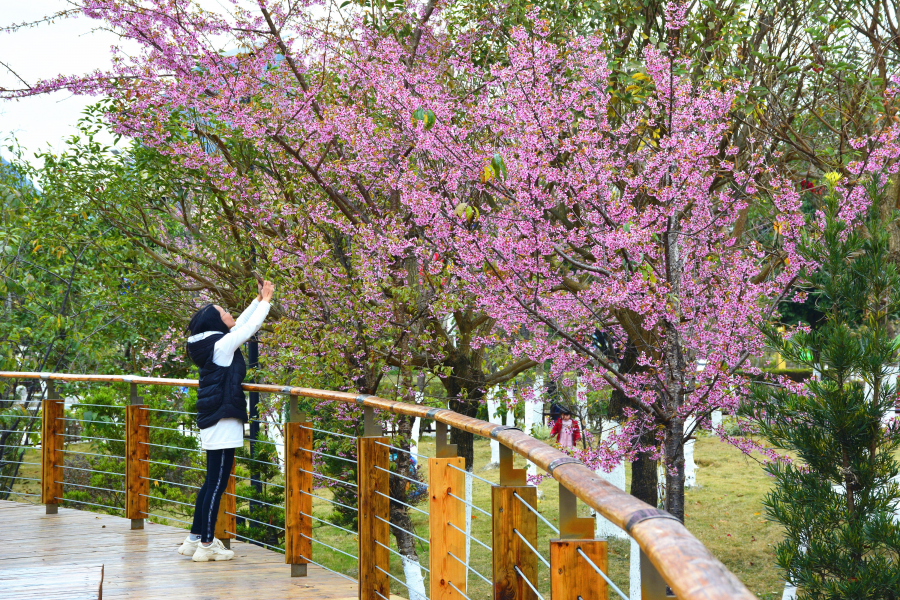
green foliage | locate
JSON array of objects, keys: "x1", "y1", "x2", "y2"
[
  {"x1": 0, "y1": 141, "x2": 177, "y2": 378},
  {"x1": 744, "y1": 184, "x2": 900, "y2": 598}
]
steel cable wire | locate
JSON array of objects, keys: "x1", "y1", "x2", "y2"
[
  {"x1": 448, "y1": 492, "x2": 491, "y2": 517},
  {"x1": 225, "y1": 530, "x2": 286, "y2": 554},
  {"x1": 513, "y1": 528, "x2": 551, "y2": 568},
  {"x1": 447, "y1": 464, "x2": 494, "y2": 486},
  {"x1": 374, "y1": 490, "x2": 428, "y2": 516},
  {"x1": 514, "y1": 566, "x2": 546, "y2": 600},
  {"x1": 57, "y1": 449, "x2": 125, "y2": 460},
  {"x1": 300, "y1": 489, "x2": 357, "y2": 512},
  {"x1": 58, "y1": 418, "x2": 123, "y2": 425},
  {"x1": 448, "y1": 551, "x2": 492, "y2": 585},
  {"x1": 140, "y1": 494, "x2": 196, "y2": 509},
  {"x1": 576, "y1": 546, "x2": 630, "y2": 600},
  {"x1": 374, "y1": 441, "x2": 428, "y2": 461},
  {"x1": 298, "y1": 425, "x2": 356, "y2": 440},
  {"x1": 300, "y1": 468, "x2": 358, "y2": 489},
  {"x1": 295, "y1": 552, "x2": 358, "y2": 584},
  {"x1": 139, "y1": 442, "x2": 203, "y2": 454},
  {"x1": 374, "y1": 466, "x2": 423, "y2": 487},
  {"x1": 447, "y1": 581, "x2": 472, "y2": 600},
  {"x1": 374, "y1": 515, "x2": 428, "y2": 544},
  {"x1": 141, "y1": 511, "x2": 194, "y2": 526},
  {"x1": 140, "y1": 458, "x2": 205, "y2": 474},
  {"x1": 226, "y1": 491, "x2": 284, "y2": 510},
  {"x1": 139, "y1": 424, "x2": 187, "y2": 433},
  {"x1": 375, "y1": 565, "x2": 418, "y2": 592},
  {"x1": 300, "y1": 533, "x2": 358, "y2": 560},
  {"x1": 447, "y1": 521, "x2": 491, "y2": 551},
  {"x1": 298, "y1": 510, "x2": 357, "y2": 535},
  {"x1": 57, "y1": 481, "x2": 124, "y2": 494},
  {"x1": 4, "y1": 490, "x2": 40, "y2": 499},
  {"x1": 233, "y1": 473, "x2": 284, "y2": 488},
  {"x1": 225, "y1": 511, "x2": 285, "y2": 531},
  {"x1": 246, "y1": 438, "x2": 283, "y2": 447},
  {"x1": 56, "y1": 496, "x2": 125, "y2": 511},
  {"x1": 145, "y1": 477, "x2": 202, "y2": 490},
  {"x1": 59, "y1": 433, "x2": 126, "y2": 443},
  {"x1": 234, "y1": 455, "x2": 281, "y2": 468},
  {"x1": 138, "y1": 407, "x2": 194, "y2": 415},
  {"x1": 374, "y1": 590, "x2": 391, "y2": 600},
  {"x1": 374, "y1": 539, "x2": 431, "y2": 572},
  {"x1": 61, "y1": 465, "x2": 125, "y2": 477},
  {"x1": 513, "y1": 492, "x2": 561, "y2": 534},
  {"x1": 300, "y1": 447, "x2": 356, "y2": 464}
]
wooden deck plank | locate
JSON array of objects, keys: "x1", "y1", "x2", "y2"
[
  {"x1": 0, "y1": 564, "x2": 102, "y2": 600},
  {"x1": 0, "y1": 500, "x2": 358, "y2": 599}
]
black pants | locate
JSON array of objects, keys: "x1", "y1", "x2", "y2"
[{"x1": 190, "y1": 448, "x2": 235, "y2": 543}]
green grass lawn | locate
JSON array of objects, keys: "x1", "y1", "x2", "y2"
[{"x1": 8, "y1": 435, "x2": 785, "y2": 599}]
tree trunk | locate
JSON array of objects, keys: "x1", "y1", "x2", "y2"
[
  {"x1": 663, "y1": 417, "x2": 686, "y2": 522},
  {"x1": 607, "y1": 347, "x2": 659, "y2": 507},
  {"x1": 443, "y1": 355, "x2": 487, "y2": 470},
  {"x1": 630, "y1": 435, "x2": 660, "y2": 508}
]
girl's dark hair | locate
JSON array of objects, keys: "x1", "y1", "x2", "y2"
[{"x1": 187, "y1": 304, "x2": 229, "y2": 337}]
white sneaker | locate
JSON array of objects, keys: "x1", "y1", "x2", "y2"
[
  {"x1": 192, "y1": 538, "x2": 235, "y2": 562},
  {"x1": 178, "y1": 535, "x2": 200, "y2": 556}
]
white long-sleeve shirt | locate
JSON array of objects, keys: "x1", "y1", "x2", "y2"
[{"x1": 188, "y1": 299, "x2": 270, "y2": 450}]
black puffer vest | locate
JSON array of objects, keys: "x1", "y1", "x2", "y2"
[{"x1": 187, "y1": 333, "x2": 248, "y2": 430}]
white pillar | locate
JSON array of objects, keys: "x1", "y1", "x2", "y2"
[
  {"x1": 525, "y1": 377, "x2": 541, "y2": 480},
  {"x1": 595, "y1": 424, "x2": 627, "y2": 540},
  {"x1": 629, "y1": 537, "x2": 641, "y2": 600},
  {"x1": 443, "y1": 314, "x2": 457, "y2": 348},
  {"x1": 411, "y1": 389, "x2": 423, "y2": 457},
  {"x1": 884, "y1": 366, "x2": 899, "y2": 426},
  {"x1": 487, "y1": 387, "x2": 501, "y2": 466},
  {"x1": 781, "y1": 583, "x2": 797, "y2": 600},
  {"x1": 684, "y1": 416, "x2": 698, "y2": 488},
  {"x1": 711, "y1": 409, "x2": 723, "y2": 431},
  {"x1": 576, "y1": 377, "x2": 587, "y2": 410}
]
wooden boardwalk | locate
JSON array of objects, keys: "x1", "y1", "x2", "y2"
[{"x1": 0, "y1": 500, "x2": 360, "y2": 600}]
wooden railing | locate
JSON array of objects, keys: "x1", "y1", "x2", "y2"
[{"x1": 0, "y1": 371, "x2": 755, "y2": 600}]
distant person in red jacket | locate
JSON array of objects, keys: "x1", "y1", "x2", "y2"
[{"x1": 550, "y1": 410, "x2": 581, "y2": 448}]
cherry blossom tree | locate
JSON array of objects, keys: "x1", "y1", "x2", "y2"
[{"x1": 5, "y1": 0, "x2": 898, "y2": 528}]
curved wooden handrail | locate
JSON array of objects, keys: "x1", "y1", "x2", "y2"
[{"x1": 0, "y1": 371, "x2": 755, "y2": 599}]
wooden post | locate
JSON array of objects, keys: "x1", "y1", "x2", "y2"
[
  {"x1": 492, "y1": 444, "x2": 537, "y2": 600},
  {"x1": 125, "y1": 381, "x2": 148, "y2": 530},
  {"x1": 550, "y1": 540, "x2": 608, "y2": 600},
  {"x1": 215, "y1": 461, "x2": 237, "y2": 547},
  {"x1": 358, "y1": 430, "x2": 390, "y2": 600},
  {"x1": 550, "y1": 484, "x2": 607, "y2": 600},
  {"x1": 40, "y1": 379, "x2": 64, "y2": 514},
  {"x1": 430, "y1": 454, "x2": 467, "y2": 600},
  {"x1": 285, "y1": 401, "x2": 313, "y2": 577}
]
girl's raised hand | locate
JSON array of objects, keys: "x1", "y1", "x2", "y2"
[{"x1": 261, "y1": 280, "x2": 275, "y2": 302}]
